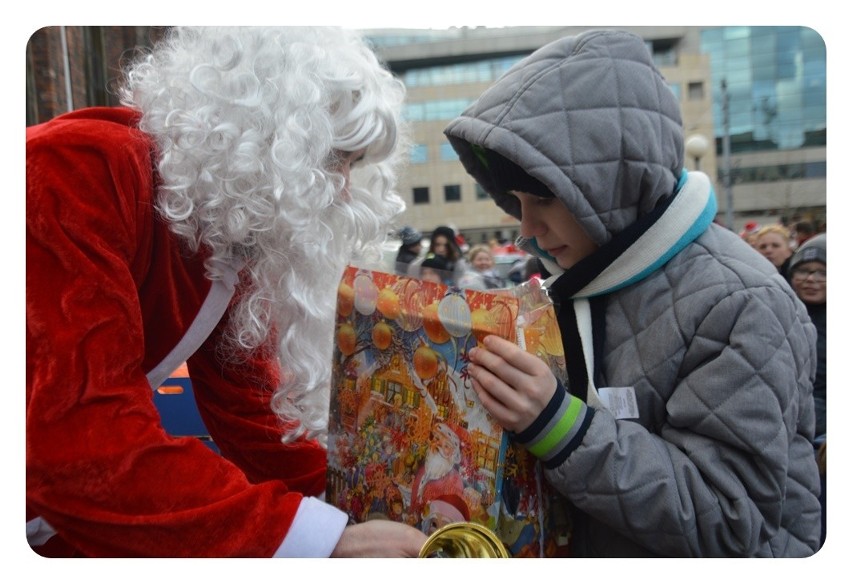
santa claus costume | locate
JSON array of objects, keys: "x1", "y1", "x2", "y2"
[{"x1": 26, "y1": 27, "x2": 409, "y2": 557}]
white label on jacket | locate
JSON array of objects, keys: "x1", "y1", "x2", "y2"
[{"x1": 597, "y1": 387, "x2": 639, "y2": 419}]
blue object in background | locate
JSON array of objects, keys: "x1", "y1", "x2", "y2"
[{"x1": 153, "y1": 365, "x2": 219, "y2": 453}]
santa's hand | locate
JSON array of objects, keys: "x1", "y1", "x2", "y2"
[
  {"x1": 331, "y1": 520, "x2": 427, "y2": 557},
  {"x1": 468, "y1": 335, "x2": 558, "y2": 433}
]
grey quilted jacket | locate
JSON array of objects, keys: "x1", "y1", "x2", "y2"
[{"x1": 445, "y1": 30, "x2": 821, "y2": 557}]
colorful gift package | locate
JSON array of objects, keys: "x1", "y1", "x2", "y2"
[{"x1": 326, "y1": 265, "x2": 572, "y2": 557}]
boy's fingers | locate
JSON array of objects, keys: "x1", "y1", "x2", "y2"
[
  {"x1": 480, "y1": 335, "x2": 546, "y2": 376},
  {"x1": 469, "y1": 362, "x2": 516, "y2": 406}
]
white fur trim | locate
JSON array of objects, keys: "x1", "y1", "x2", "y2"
[{"x1": 273, "y1": 496, "x2": 349, "y2": 557}]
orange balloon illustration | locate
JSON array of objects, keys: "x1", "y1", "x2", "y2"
[
  {"x1": 336, "y1": 323, "x2": 357, "y2": 356},
  {"x1": 413, "y1": 345, "x2": 439, "y2": 380},
  {"x1": 376, "y1": 288, "x2": 401, "y2": 320},
  {"x1": 372, "y1": 321, "x2": 393, "y2": 350},
  {"x1": 337, "y1": 282, "x2": 355, "y2": 317}
]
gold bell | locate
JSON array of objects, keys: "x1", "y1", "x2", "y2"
[{"x1": 419, "y1": 522, "x2": 509, "y2": 558}]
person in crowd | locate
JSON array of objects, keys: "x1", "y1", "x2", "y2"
[
  {"x1": 756, "y1": 224, "x2": 794, "y2": 279},
  {"x1": 458, "y1": 244, "x2": 505, "y2": 290},
  {"x1": 408, "y1": 225, "x2": 468, "y2": 284},
  {"x1": 738, "y1": 220, "x2": 761, "y2": 248},
  {"x1": 788, "y1": 233, "x2": 827, "y2": 549},
  {"x1": 789, "y1": 234, "x2": 826, "y2": 444},
  {"x1": 792, "y1": 219, "x2": 816, "y2": 249},
  {"x1": 428, "y1": 225, "x2": 463, "y2": 266},
  {"x1": 394, "y1": 225, "x2": 423, "y2": 275},
  {"x1": 26, "y1": 26, "x2": 426, "y2": 558},
  {"x1": 446, "y1": 29, "x2": 821, "y2": 557},
  {"x1": 418, "y1": 255, "x2": 453, "y2": 285}
]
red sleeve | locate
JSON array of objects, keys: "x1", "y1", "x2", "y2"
[
  {"x1": 26, "y1": 110, "x2": 323, "y2": 557},
  {"x1": 188, "y1": 304, "x2": 328, "y2": 494}
]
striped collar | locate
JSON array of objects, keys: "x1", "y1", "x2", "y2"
[{"x1": 526, "y1": 170, "x2": 717, "y2": 299}]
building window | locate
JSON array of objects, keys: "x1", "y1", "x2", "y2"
[
  {"x1": 413, "y1": 187, "x2": 430, "y2": 205},
  {"x1": 399, "y1": 54, "x2": 526, "y2": 88},
  {"x1": 724, "y1": 160, "x2": 826, "y2": 184},
  {"x1": 688, "y1": 81, "x2": 704, "y2": 100},
  {"x1": 403, "y1": 98, "x2": 473, "y2": 121},
  {"x1": 410, "y1": 144, "x2": 428, "y2": 164},
  {"x1": 475, "y1": 183, "x2": 490, "y2": 200},
  {"x1": 444, "y1": 184, "x2": 461, "y2": 202},
  {"x1": 439, "y1": 143, "x2": 458, "y2": 161}
]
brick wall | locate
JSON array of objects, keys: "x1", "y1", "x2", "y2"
[{"x1": 26, "y1": 26, "x2": 168, "y2": 126}]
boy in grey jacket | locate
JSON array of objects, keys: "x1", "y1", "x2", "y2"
[{"x1": 447, "y1": 30, "x2": 821, "y2": 557}]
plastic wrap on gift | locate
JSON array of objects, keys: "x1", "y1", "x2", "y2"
[{"x1": 326, "y1": 265, "x2": 572, "y2": 557}]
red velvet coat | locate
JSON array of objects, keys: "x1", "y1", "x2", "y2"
[{"x1": 26, "y1": 107, "x2": 327, "y2": 557}]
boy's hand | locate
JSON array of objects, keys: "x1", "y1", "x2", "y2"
[{"x1": 468, "y1": 335, "x2": 558, "y2": 432}]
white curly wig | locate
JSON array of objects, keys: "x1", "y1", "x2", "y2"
[{"x1": 119, "y1": 26, "x2": 408, "y2": 444}]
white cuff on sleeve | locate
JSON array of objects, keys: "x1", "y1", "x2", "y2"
[{"x1": 273, "y1": 496, "x2": 348, "y2": 557}]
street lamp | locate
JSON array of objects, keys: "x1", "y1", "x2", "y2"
[{"x1": 685, "y1": 134, "x2": 710, "y2": 172}]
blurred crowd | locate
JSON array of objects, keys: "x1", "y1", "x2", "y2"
[
  {"x1": 392, "y1": 225, "x2": 541, "y2": 290},
  {"x1": 741, "y1": 217, "x2": 827, "y2": 547}
]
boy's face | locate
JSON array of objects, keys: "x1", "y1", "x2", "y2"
[
  {"x1": 790, "y1": 260, "x2": 826, "y2": 304},
  {"x1": 510, "y1": 190, "x2": 598, "y2": 270}
]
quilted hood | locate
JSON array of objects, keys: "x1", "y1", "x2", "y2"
[{"x1": 444, "y1": 30, "x2": 685, "y2": 246}]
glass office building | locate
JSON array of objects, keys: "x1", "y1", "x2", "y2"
[
  {"x1": 699, "y1": 27, "x2": 826, "y2": 206},
  {"x1": 700, "y1": 26, "x2": 826, "y2": 152},
  {"x1": 27, "y1": 26, "x2": 826, "y2": 239},
  {"x1": 370, "y1": 26, "x2": 826, "y2": 239}
]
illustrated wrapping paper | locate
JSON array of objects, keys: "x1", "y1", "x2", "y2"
[{"x1": 326, "y1": 265, "x2": 572, "y2": 557}]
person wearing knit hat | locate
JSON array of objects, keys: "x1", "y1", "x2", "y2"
[
  {"x1": 739, "y1": 220, "x2": 762, "y2": 248},
  {"x1": 394, "y1": 225, "x2": 423, "y2": 274},
  {"x1": 789, "y1": 233, "x2": 826, "y2": 442},
  {"x1": 447, "y1": 29, "x2": 820, "y2": 557},
  {"x1": 788, "y1": 232, "x2": 827, "y2": 549},
  {"x1": 407, "y1": 225, "x2": 469, "y2": 284}
]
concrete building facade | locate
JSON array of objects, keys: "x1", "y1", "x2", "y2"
[
  {"x1": 367, "y1": 26, "x2": 826, "y2": 242},
  {"x1": 26, "y1": 26, "x2": 826, "y2": 242}
]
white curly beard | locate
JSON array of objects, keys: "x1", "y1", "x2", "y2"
[{"x1": 253, "y1": 178, "x2": 396, "y2": 447}]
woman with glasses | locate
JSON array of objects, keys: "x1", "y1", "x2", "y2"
[
  {"x1": 788, "y1": 232, "x2": 827, "y2": 548},
  {"x1": 789, "y1": 234, "x2": 826, "y2": 444}
]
